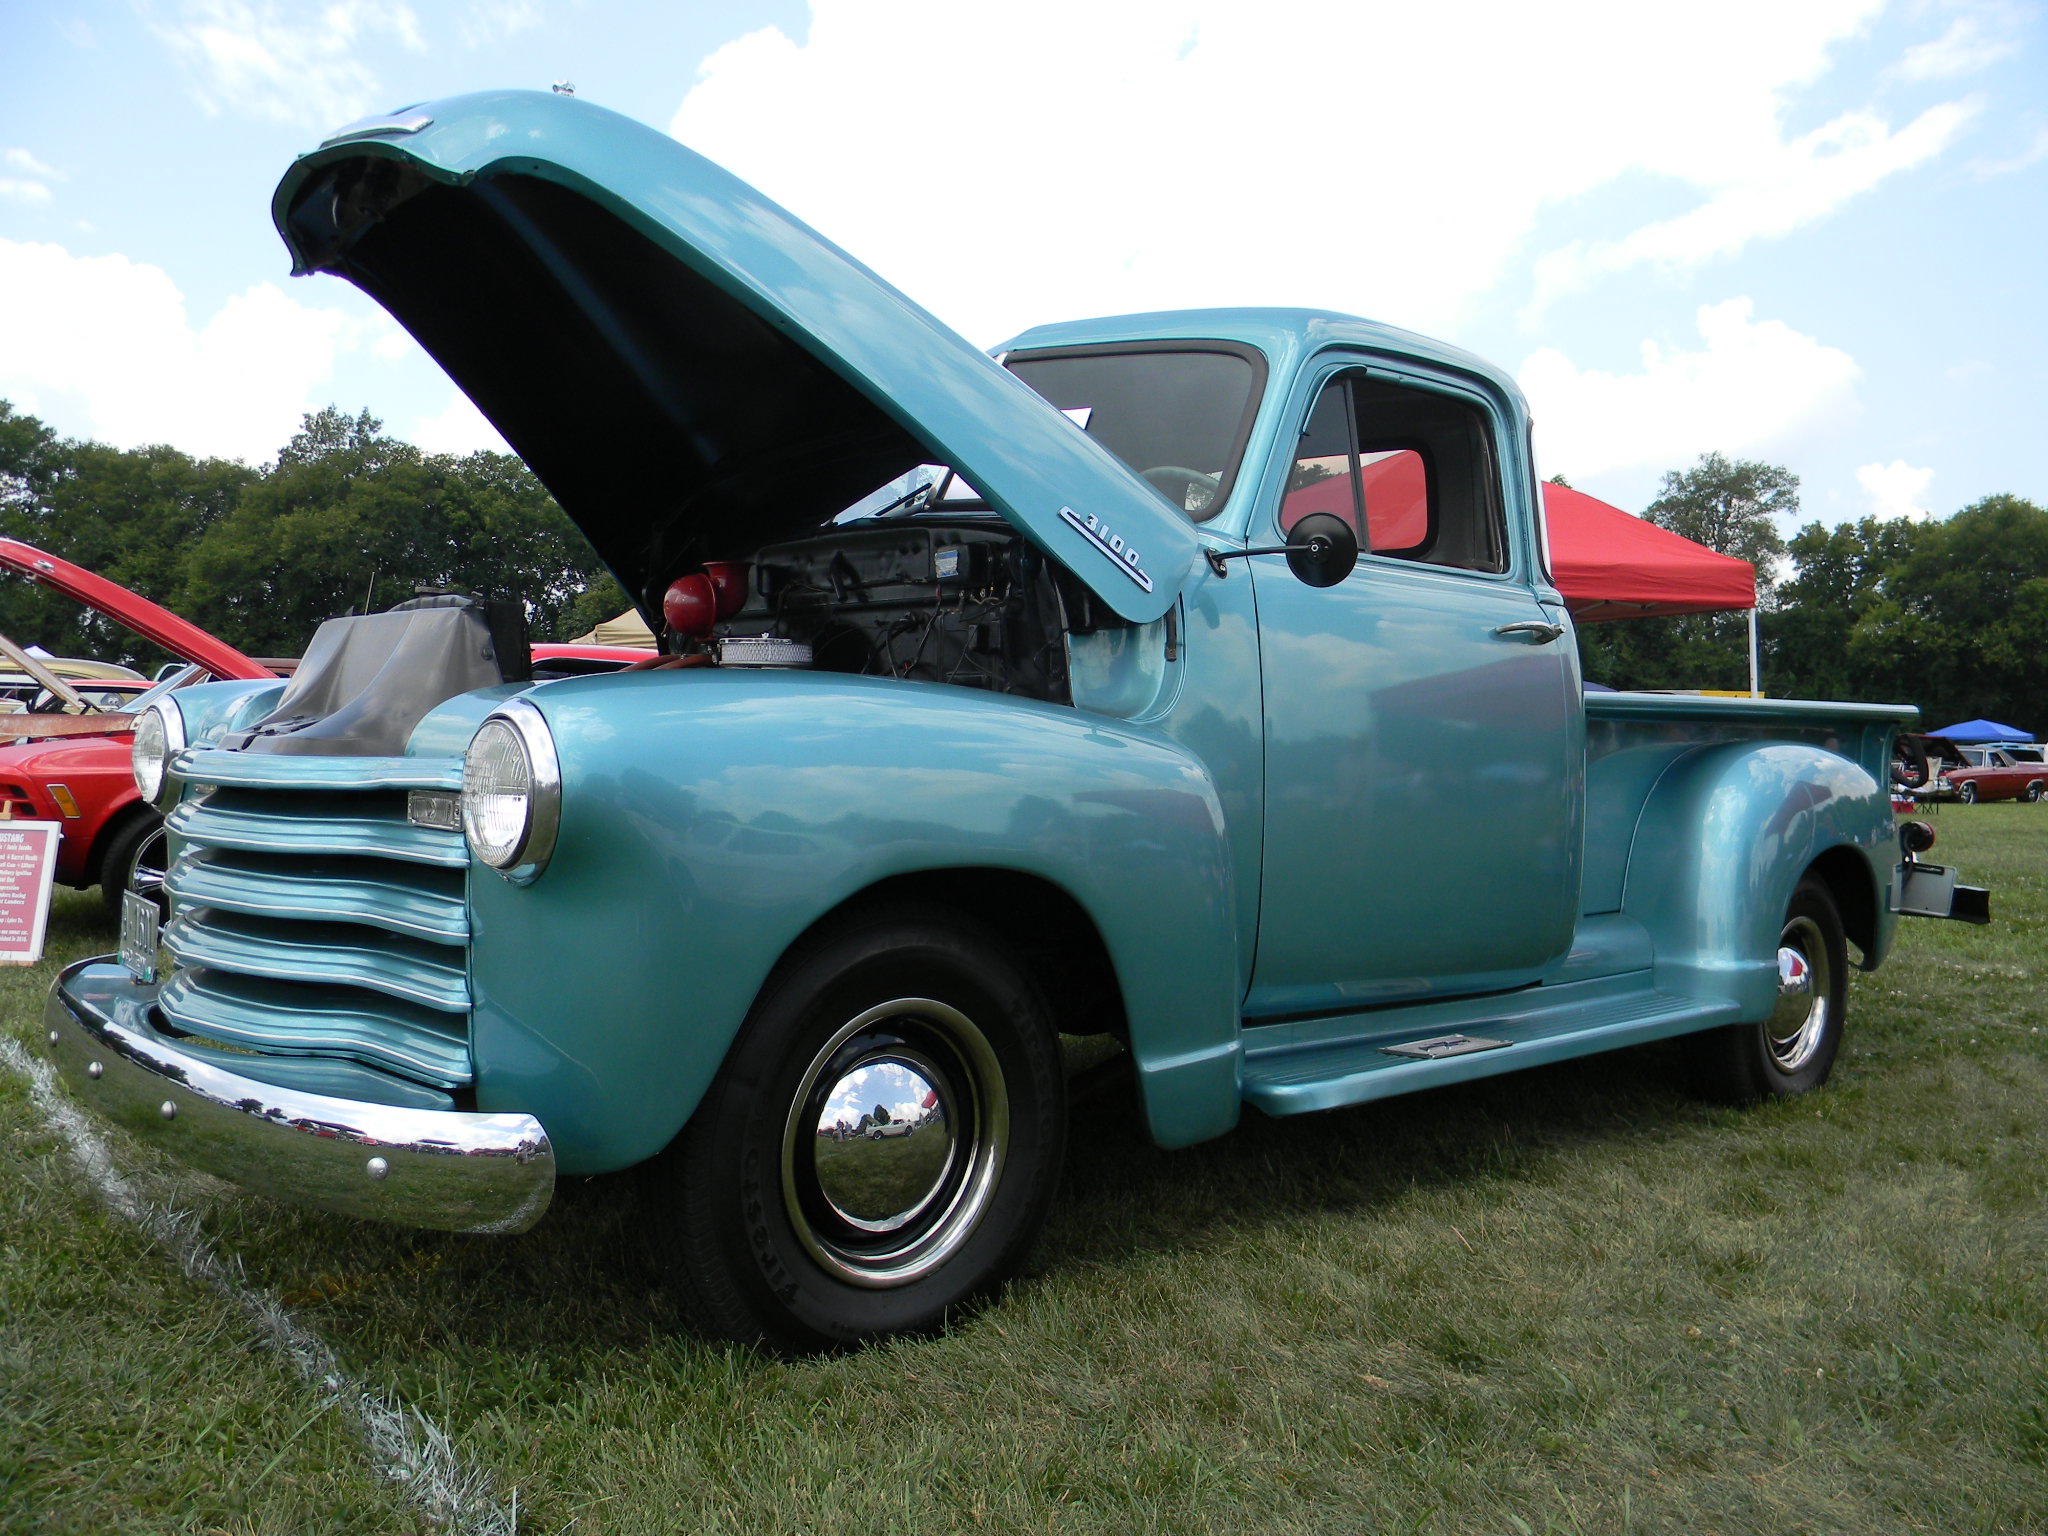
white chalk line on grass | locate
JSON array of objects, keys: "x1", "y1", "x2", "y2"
[{"x1": 1, "y1": 1035, "x2": 517, "y2": 1536}]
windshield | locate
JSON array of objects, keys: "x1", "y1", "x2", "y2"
[{"x1": 836, "y1": 346, "x2": 1262, "y2": 526}]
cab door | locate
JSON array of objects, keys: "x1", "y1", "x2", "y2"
[{"x1": 1247, "y1": 364, "x2": 1580, "y2": 1017}]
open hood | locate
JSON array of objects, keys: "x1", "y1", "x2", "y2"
[
  {"x1": 0, "y1": 539, "x2": 274, "y2": 679},
  {"x1": 273, "y1": 91, "x2": 1199, "y2": 624}
]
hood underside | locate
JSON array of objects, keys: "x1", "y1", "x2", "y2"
[{"x1": 274, "y1": 92, "x2": 1198, "y2": 625}]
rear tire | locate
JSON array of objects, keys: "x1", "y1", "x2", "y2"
[
  {"x1": 99, "y1": 812, "x2": 168, "y2": 924},
  {"x1": 1682, "y1": 876, "x2": 1847, "y2": 1104},
  {"x1": 641, "y1": 905, "x2": 1066, "y2": 1352}
]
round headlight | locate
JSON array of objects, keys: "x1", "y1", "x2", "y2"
[
  {"x1": 131, "y1": 701, "x2": 184, "y2": 808},
  {"x1": 461, "y1": 700, "x2": 560, "y2": 877}
]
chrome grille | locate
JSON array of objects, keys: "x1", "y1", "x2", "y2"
[{"x1": 160, "y1": 749, "x2": 473, "y2": 1089}]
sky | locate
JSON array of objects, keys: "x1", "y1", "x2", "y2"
[{"x1": 1, "y1": 0, "x2": 2043, "y2": 536}]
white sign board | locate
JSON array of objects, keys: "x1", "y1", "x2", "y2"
[{"x1": 0, "y1": 820, "x2": 62, "y2": 964}]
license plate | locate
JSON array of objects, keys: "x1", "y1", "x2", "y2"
[{"x1": 119, "y1": 891, "x2": 160, "y2": 983}]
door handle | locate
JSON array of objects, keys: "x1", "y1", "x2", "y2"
[{"x1": 1494, "y1": 621, "x2": 1565, "y2": 644}]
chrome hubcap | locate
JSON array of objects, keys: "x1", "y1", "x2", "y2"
[
  {"x1": 131, "y1": 829, "x2": 168, "y2": 903},
  {"x1": 1766, "y1": 916, "x2": 1830, "y2": 1073},
  {"x1": 781, "y1": 998, "x2": 1008, "y2": 1288}
]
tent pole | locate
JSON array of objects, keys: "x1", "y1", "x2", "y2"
[{"x1": 1748, "y1": 609, "x2": 1760, "y2": 698}]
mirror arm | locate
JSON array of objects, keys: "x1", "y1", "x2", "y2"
[{"x1": 1203, "y1": 543, "x2": 1298, "y2": 578}]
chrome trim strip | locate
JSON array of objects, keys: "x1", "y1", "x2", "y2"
[
  {"x1": 44, "y1": 960, "x2": 551, "y2": 1234},
  {"x1": 318, "y1": 109, "x2": 435, "y2": 147},
  {"x1": 175, "y1": 750, "x2": 463, "y2": 793},
  {"x1": 164, "y1": 912, "x2": 470, "y2": 1013},
  {"x1": 158, "y1": 969, "x2": 472, "y2": 1087},
  {"x1": 169, "y1": 798, "x2": 469, "y2": 867},
  {"x1": 171, "y1": 854, "x2": 468, "y2": 945}
]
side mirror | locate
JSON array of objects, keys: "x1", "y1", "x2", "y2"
[{"x1": 1284, "y1": 513, "x2": 1359, "y2": 588}]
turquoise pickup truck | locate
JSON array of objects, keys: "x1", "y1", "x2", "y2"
[{"x1": 44, "y1": 92, "x2": 1985, "y2": 1350}]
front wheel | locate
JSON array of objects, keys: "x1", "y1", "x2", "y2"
[
  {"x1": 1682, "y1": 876, "x2": 1847, "y2": 1103},
  {"x1": 1959, "y1": 779, "x2": 1979, "y2": 804},
  {"x1": 2025, "y1": 781, "x2": 2043, "y2": 804},
  {"x1": 641, "y1": 906, "x2": 1067, "y2": 1351},
  {"x1": 100, "y1": 811, "x2": 168, "y2": 924}
]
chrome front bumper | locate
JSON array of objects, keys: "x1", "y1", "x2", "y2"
[{"x1": 43, "y1": 959, "x2": 554, "y2": 1234}]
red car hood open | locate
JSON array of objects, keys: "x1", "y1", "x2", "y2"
[{"x1": 0, "y1": 539, "x2": 274, "y2": 682}]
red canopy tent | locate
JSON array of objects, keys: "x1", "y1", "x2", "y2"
[{"x1": 1540, "y1": 482, "x2": 1762, "y2": 692}]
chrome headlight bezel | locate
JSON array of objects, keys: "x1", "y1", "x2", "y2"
[
  {"x1": 131, "y1": 699, "x2": 186, "y2": 809},
  {"x1": 461, "y1": 698, "x2": 561, "y2": 881}
]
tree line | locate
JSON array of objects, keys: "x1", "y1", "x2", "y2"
[
  {"x1": 1570, "y1": 452, "x2": 2045, "y2": 731},
  {"x1": 0, "y1": 400, "x2": 627, "y2": 670},
  {"x1": 1, "y1": 399, "x2": 2040, "y2": 730}
]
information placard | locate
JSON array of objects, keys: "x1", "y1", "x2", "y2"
[{"x1": 0, "y1": 819, "x2": 61, "y2": 965}]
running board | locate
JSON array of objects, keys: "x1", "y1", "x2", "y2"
[{"x1": 1240, "y1": 981, "x2": 1741, "y2": 1116}]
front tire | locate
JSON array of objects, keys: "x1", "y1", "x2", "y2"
[
  {"x1": 1959, "y1": 779, "x2": 1979, "y2": 804},
  {"x1": 642, "y1": 906, "x2": 1066, "y2": 1352},
  {"x1": 2025, "y1": 781, "x2": 2043, "y2": 804},
  {"x1": 1682, "y1": 876, "x2": 1847, "y2": 1103}
]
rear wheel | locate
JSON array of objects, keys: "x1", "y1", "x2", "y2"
[
  {"x1": 641, "y1": 906, "x2": 1066, "y2": 1352},
  {"x1": 1682, "y1": 876, "x2": 1847, "y2": 1103},
  {"x1": 99, "y1": 811, "x2": 168, "y2": 924}
]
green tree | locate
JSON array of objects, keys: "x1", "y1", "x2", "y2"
[
  {"x1": 1765, "y1": 516, "x2": 1923, "y2": 704},
  {"x1": 182, "y1": 408, "x2": 616, "y2": 655},
  {"x1": 1644, "y1": 451, "x2": 1796, "y2": 591},
  {"x1": 1844, "y1": 495, "x2": 2048, "y2": 729}
]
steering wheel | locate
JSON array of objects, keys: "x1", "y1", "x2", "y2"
[{"x1": 1140, "y1": 465, "x2": 1222, "y2": 514}]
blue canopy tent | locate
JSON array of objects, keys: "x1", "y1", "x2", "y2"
[{"x1": 1930, "y1": 718, "x2": 2034, "y2": 743}]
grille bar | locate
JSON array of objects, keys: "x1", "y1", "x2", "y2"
[
  {"x1": 169, "y1": 795, "x2": 468, "y2": 867},
  {"x1": 172, "y1": 851, "x2": 468, "y2": 946},
  {"x1": 174, "y1": 749, "x2": 463, "y2": 793},
  {"x1": 159, "y1": 968, "x2": 473, "y2": 1087},
  {"x1": 166, "y1": 908, "x2": 470, "y2": 1013}
]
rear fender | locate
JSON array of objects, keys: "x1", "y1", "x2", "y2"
[
  {"x1": 467, "y1": 671, "x2": 1243, "y2": 1173},
  {"x1": 1621, "y1": 742, "x2": 1892, "y2": 1018}
]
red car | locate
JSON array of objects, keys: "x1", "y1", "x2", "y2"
[
  {"x1": 0, "y1": 538, "x2": 278, "y2": 918},
  {"x1": 1937, "y1": 745, "x2": 2048, "y2": 804}
]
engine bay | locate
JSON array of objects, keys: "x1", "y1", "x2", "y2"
[{"x1": 696, "y1": 521, "x2": 1119, "y2": 705}]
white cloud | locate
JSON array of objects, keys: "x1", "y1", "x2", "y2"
[
  {"x1": 0, "y1": 238, "x2": 357, "y2": 462},
  {"x1": 0, "y1": 180, "x2": 54, "y2": 207},
  {"x1": 460, "y1": 0, "x2": 544, "y2": 48},
  {"x1": 1518, "y1": 299, "x2": 1861, "y2": 479},
  {"x1": 1529, "y1": 101, "x2": 1977, "y2": 314},
  {"x1": 4, "y1": 149, "x2": 62, "y2": 180},
  {"x1": 1857, "y1": 459, "x2": 1936, "y2": 520},
  {"x1": 665, "y1": 0, "x2": 1963, "y2": 345},
  {"x1": 154, "y1": 0, "x2": 424, "y2": 128},
  {"x1": 1892, "y1": 6, "x2": 2023, "y2": 80},
  {"x1": 410, "y1": 390, "x2": 511, "y2": 456}
]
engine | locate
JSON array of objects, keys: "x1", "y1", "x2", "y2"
[{"x1": 706, "y1": 522, "x2": 1094, "y2": 704}]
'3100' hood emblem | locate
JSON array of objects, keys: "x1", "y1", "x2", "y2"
[{"x1": 1059, "y1": 507, "x2": 1153, "y2": 593}]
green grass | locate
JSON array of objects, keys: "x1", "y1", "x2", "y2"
[{"x1": 6, "y1": 810, "x2": 2047, "y2": 1534}]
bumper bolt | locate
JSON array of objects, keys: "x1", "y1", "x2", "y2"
[
  {"x1": 87, "y1": 1061, "x2": 104, "y2": 1079},
  {"x1": 159, "y1": 1101, "x2": 177, "y2": 1120},
  {"x1": 366, "y1": 1156, "x2": 390, "y2": 1180}
]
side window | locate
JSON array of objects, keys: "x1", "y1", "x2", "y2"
[{"x1": 1278, "y1": 371, "x2": 1508, "y2": 575}]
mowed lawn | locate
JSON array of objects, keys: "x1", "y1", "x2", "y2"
[{"x1": 5, "y1": 811, "x2": 2045, "y2": 1534}]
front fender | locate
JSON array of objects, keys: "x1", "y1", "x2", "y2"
[
  {"x1": 1621, "y1": 741, "x2": 1891, "y2": 1019},
  {"x1": 466, "y1": 671, "x2": 1241, "y2": 1172}
]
